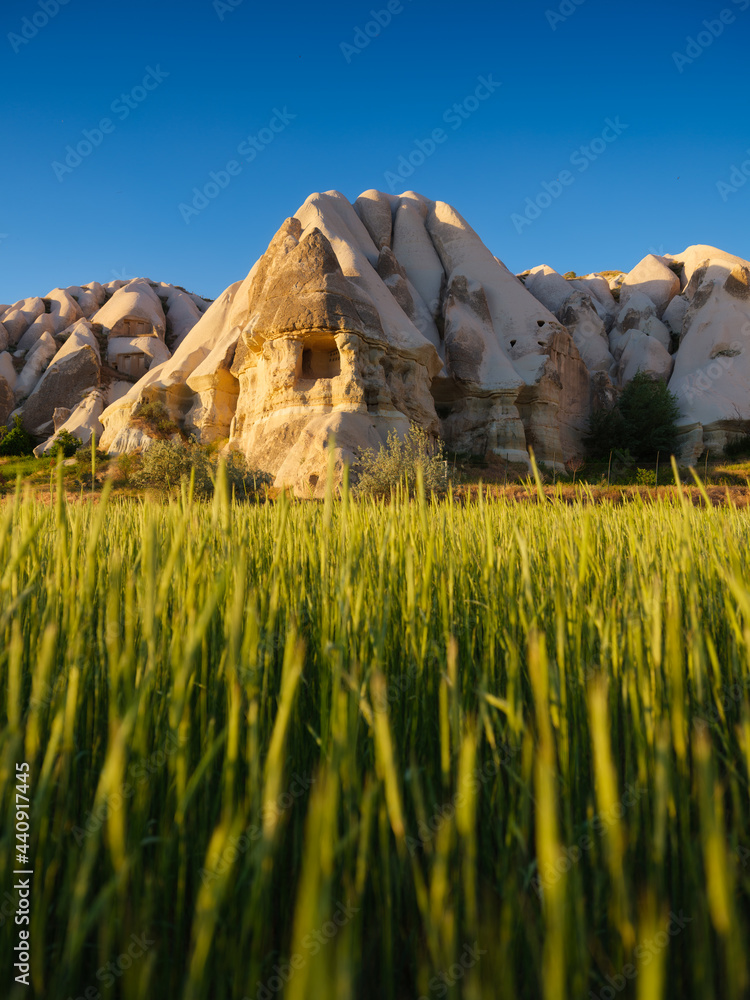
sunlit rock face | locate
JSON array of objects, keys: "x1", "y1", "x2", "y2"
[
  {"x1": 2, "y1": 278, "x2": 211, "y2": 449},
  {"x1": 97, "y1": 189, "x2": 592, "y2": 493},
  {"x1": 14, "y1": 191, "x2": 749, "y2": 484}
]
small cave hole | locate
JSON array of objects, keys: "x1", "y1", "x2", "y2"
[
  {"x1": 537, "y1": 320, "x2": 546, "y2": 327},
  {"x1": 509, "y1": 340, "x2": 517, "y2": 347},
  {"x1": 301, "y1": 340, "x2": 341, "y2": 380}
]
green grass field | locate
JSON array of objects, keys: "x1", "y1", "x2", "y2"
[{"x1": 1, "y1": 468, "x2": 749, "y2": 999}]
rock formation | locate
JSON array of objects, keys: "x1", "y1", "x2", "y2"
[
  {"x1": 3, "y1": 191, "x2": 749, "y2": 487},
  {"x1": 0, "y1": 278, "x2": 212, "y2": 450},
  {"x1": 97, "y1": 190, "x2": 592, "y2": 494}
]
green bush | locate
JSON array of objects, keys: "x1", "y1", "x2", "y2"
[
  {"x1": 132, "y1": 400, "x2": 179, "y2": 439},
  {"x1": 353, "y1": 425, "x2": 448, "y2": 499},
  {"x1": 0, "y1": 416, "x2": 35, "y2": 457},
  {"x1": 49, "y1": 429, "x2": 80, "y2": 458},
  {"x1": 636, "y1": 468, "x2": 657, "y2": 486},
  {"x1": 586, "y1": 372, "x2": 680, "y2": 461},
  {"x1": 133, "y1": 439, "x2": 271, "y2": 499}
]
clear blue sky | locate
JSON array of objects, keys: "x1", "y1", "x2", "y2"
[{"x1": 1, "y1": 0, "x2": 747, "y2": 304}]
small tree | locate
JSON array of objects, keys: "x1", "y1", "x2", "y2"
[
  {"x1": 585, "y1": 372, "x2": 679, "y2": 461},
  {"x1": 49, "y1": 428, "x2": 80, "y2": 458},
  {"x1": 132, "y1": 400, "x2": 179, "y2": 440},
  {"x1": 353, "y1": 425, "x2": 448, "y2": 499},
  {"x1": 619, "y1": 372, "x2": 680, "y2": 459},
  {"x1": 0, "y1": 416, "x2": 34, "y2": 457}
]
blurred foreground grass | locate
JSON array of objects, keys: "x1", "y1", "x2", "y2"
[{"x1": 1, "y1": 467, "x2": 749, "y2": 999}]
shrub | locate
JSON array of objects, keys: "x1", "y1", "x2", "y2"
[
  {"x1": 636, "y1": 468, "x2": 657, "y2": 486},
  {"x1": 584, "y1": 408, "x2": 627, "y2": 459},
  {"x1": 133, "y1": 439, "x2": 271, "y2": 500},
  {"x1": 585, "y1": 373, "x2": 680, "y2": 461},
  {"x1": 619, "y1": 372, "x2": 680, "y2": 459},
  {"x1": 132, "y1": 400, "x2": 179, "y2": 439},
  {"x1": 113, "y1": 451, "x2": 139, "y2": 486},
  {"x1": 353, "y1": 425, "x2": 448, "y2": 499},
  {"x1": 49, "y1": 428, "x2": 80, "y2": 458},
  {"x1": 0, "y1": 416, "x2": 35, "y2": 457}
]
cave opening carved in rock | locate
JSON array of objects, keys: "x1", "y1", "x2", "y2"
[{"x1": 298, "y1": 336, "x2": 341, "y2": 382}]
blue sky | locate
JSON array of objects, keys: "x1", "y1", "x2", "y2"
[{"x1": 1, "y1": 0, "x2": 748, "y2": 304}]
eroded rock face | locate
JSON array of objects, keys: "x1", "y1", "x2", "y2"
[
  {"x1": 620, "y1": 254, "x2": 680, "y2": 317},
  {"x1": 33, "y1": 390, "x2": 106, "y2": 456},
  {"x1": 0, "y1": 377, "x2": 13, "y2": 425},
  {"x1": 227, "y1": 220, "x2": 440, "y2": 495},
  {"x1": 15, "y1": 332, "x2": 57, "y2": 402},
  {"x1": 668, "y1": 257, "x2": 750, "y2": 463},
  {"x1": 2, "y1": 298, "x2": 45, "y2": 346},
  {"x1": 99, "y1": 282, "x2": 242, "y2": 453},
  {"x1": 21, "y1": 321, "x2": 101, "y2": 436},
  {"x1": 3, "y1": 277, "x2": 212, "y2": 432},
  {"x1": 557, "y1": 292, "x2": 612, "y2": 374},
  {"x1": 10, "y1": 203, "x2": 750, "y2": 474},
  {"x1": 100, "y1": 189, "x2": 593, "y2": 487}
]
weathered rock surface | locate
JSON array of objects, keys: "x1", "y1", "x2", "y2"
[
  {"x1": 6, "y1": 209, "x2": 750, "y2": 475},
  {"x1": 616, "y1": 331, "x2": 674, "y2": 386},
  {"x1": 45, "y1": 287, "x2": 84, "y2": 334},
  {"x1": 663, "y1": 294, "x2": 689, "y2": 337},
  {"x1": 20, "y1": 321, "x2": 101, "y2": 435},
  {"x1": 615, "y1": 292, "x2": 672, "y2": 350},
  {"x1": 33, "y1": 389, "x2": 106, "y2": 456},
  {"x1": 3, "y1": 277, "x2": 211, "y2": 434},
  {"x1": 2, "y1": 298, "x2": 45, "y2": 345},
  {"x1": 98, "y1": 190, "x2": 593, "y2": 489},
  {"x1": 620, "y1": 254, "x2": 680, "y2": 317},
  {"x1": 100, "y1": 282, "x2": 242, "y2": 453},
  {"x1": 668, "y1": 258, "x2": 750, "y2": 463},
  {"x1": 0, "y1": 376, "x2": 13, "y2": 425},
  {"x1": 15, "y1": 332, "x2": 58, "y2": 401},
  {"x1": 524, "y1": 265, "x2": 574, "y2": 316},
  {"x1": 67, "y1": 282, "x2": 107, "y2": 318},
  {"x1": 93, "y1": 279, "x2": 166, "y2": 338},
  {"x1": 0, "y1": 352, "x2": 17, "y2": 393},
  {"x1": 16, "y1": 312, "x2": 56, "y2": 354},
  {"x1": 557, "y1": 292, "x2": 612, "y2": 374}
]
